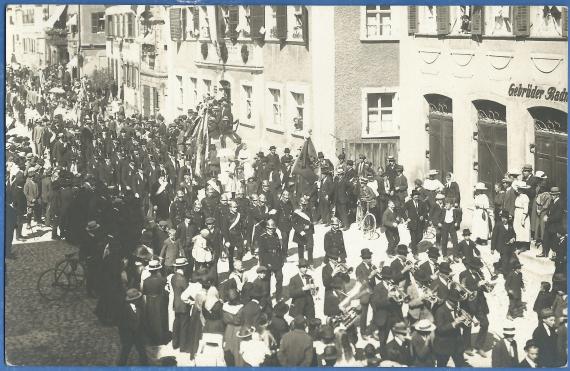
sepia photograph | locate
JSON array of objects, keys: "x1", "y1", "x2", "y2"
[{"x1": 4, "y1": 3, "x2": 568, "y2": 367}]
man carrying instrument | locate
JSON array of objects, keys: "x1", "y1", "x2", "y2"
[
  {"x1": 370, "y1": 266, "x2": 405, "y2": 347},
  {"x1": 288, "y1": 258, "x2": 316, "y2": 320},
  {"x1": 415, "y1": 245, "x2": 441, "y2": 282},
  {"x1": 355, "y1": 248, "x2": 377, "y2": 338},
  {"x1": 390, "y1": 244, "x2": 414, "y2": 288},
  {"x1": 429, "y1": 261, "x2": 453, "y2": 309},
  {"x1": 256, "y1": 219, "x2": 284, "y2": 300},
  {"x1": 433, "y1": 288, "x2": 468, "y2": 367},
  {"x1": 323, "y1": 217, "x2": 346, "y2": 264},
  {"x1": 322, "y1": 248, "x2": 351, "y2": 318},
  {"x1": 459, "y1": 256, "x2": 491, "y2": 358}
]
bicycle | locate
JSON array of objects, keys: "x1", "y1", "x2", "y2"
[
  {"x1": 36, "y1": 252, "x2": 86, "y2": 301},
  {"x1": 357, "y1": 200, "x2": 379, "y2": 240}
]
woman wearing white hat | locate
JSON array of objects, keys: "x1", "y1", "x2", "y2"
[
  {"x1": 472, "y1": 182, "x2": 491, "y2": 245},
  {"x1": 513, "y1": 180, "x2": 531, "y2": 252},
  {"x1": 531, "y1": 172, "x2": 551, "y2": 248}
]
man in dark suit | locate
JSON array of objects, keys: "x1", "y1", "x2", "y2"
[
  {"x1": 222, "y1": 200, "x2": 247, "y2": 272},
  {"x1": 356, "y1": 154, "x2": 367, "y2": 177},
  {"x1": 404, "y1": 189, "x2": 428, "y2": 255},
  {"x1": 383, "y1": 200, "x2": 400, "y2": 256},
  {"x1": 532, "y1": 308, "x2": 560, "y2": 367},
  {"x1": 332, "y1": 167, "x2": 352, "y2": 231},
  {"x1": 491, "y1": 210, "x2": 517, "y2": 275},
  {"x1": 433, "y1": 289, "x2": 467, "y2": 367},
  {"x1": 457, "y1": 228, "x2": 480, "y2": 262},
  {"x1": 323, "y1": 217, "x2": 346, "y2": 263},
  {"x1": 541, "y1": 187, "x2": 563, "y2": 258},
  {"x1": 240, "y1": 284, "x2": 264, "y2": 328},
  {"x1": 266, "y1": 145, "x2": 281, "y2": 173},
  {"x1": 519, "y1": 339, "x2": 539, "y2": 367},
  {"x1": 292, "y1": 196, "x2": 315, "y2": 265},
  {"x1": 416, "y1": 245, "x2": 440, "y2": 283},
  {"x1": 381, "y1": 322, "x2": 412, "y2": 366},
  {"x1": 440, "y1": 199, "x2": 462, "y2": 258},
  {"x1": 277, "y1": 315, "x2": 314, "y2": 367},
  {"x1": 370, "y1": 266, "x2": 404, "y2": 347},
  {"x1": 390, "y1": 244, "x2": 413, "y2": 285},
  {"x1": 429, "y1": 193, "x2": 445, "y2": 247},
  {"x1": 117, "y1": 289, "x2": 149, "y2": 365},
  {"x1": 502, "y1": 178, "x2": 516, "y2": 218},
  {"x1": 355, "y1": 248, "x2": 377, "y2": 338},
  {"x1": 318, "y1": 169, "x2": 334, "y2": 225},
  {"x1": 274, "y1": 190, "x2": 293, "y2": 259},
  {"x1": 491, "y1": 325, "x2": 519, "y2": 367},
  {"x1": 322, "y1": 248, "x2": 350, "y2": 318},
  {"x1": 255, "y1": 219, "x2": 283, "y2": 300},
  {"x1": 288, "y1": 259, "x2": 316, "y2": 319},
  {"x1": 170, "y1": 258, "x2": 189, "y2": 350}
]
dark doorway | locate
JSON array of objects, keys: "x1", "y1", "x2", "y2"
[{"x1": 426, "y1": 94, "x2": 453, "y2": 182}]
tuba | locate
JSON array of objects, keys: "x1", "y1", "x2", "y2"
[
  {"x1": 339, "y1": 282, "x2": 370, "y2": 312},
  {"x1": 331, "y1": 282, "x2": 371, "y2": 329}
]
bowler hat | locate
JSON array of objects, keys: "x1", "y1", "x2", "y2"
[
  {"x1": 269, "y1": 145, "x2": 276, "y2": 150},
  {"x1": 392, "y1": 322, "x2": 408, "y2": 335},
  {"x1": 411, "y1": 189, "x2": 420, "y2": 197},
  {"x1": 438, "y1": 261, "x2": 452, "y2": 275},
  {"x1": 85, "y1": 220, "x2": 100, "y2": 231},
  {"x1": 462, "y1": 228, "x2": 471, "y2": 236},
  {"x1": 397, "y1": 244, "x2": 408, "y2": 255},
  {"x1": 522, "y1": 164, "x2": 533, "y2": 171},
  {"x1": 360, "y1": 248, "x2": 372, "y2": 259},
  {"x1": 539, "y1": 308, "x2": 555, "y2": 320},
  {"x1": 550, "y1": 186, "x2": 560, "y2": 195},
  {"x1": 427, "y1": 245, "x2": 440, "y2": 258}
]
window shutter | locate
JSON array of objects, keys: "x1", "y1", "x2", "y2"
[
  {"x1": 91, "y1": 13, "x2": 98, "y2": 33},
  {"x1": 436, "y1": 6, "x2": 450, "y2": 35},
  {"x1": 250, "y1": 6, "x2": 265, "y2": 40},
  {"x1": 192, "y1": 7, "x2": 199, "y2": 33},
  {"x1": 227, "y1": 6, "x2": 239, "y2": 39},
  {"x1": 302, "y1": 6, "x2": 309, "y2": 46},
  {"x1": 181, "y1": 9, "x2": 187, "y2": 40},
  {"x1": 215, "y1": 6, "x2": 225, "y2": 39},
  {"x1": 170, "y1": 8, "x2": 182, "y2": 40},
  {"x1": 275, "y1": 6, "x2": 287, "y2": 40},
  {"x1": 513, "y1": 6, "x2": 530, "y2": 37},
  {"x1": 408, "y1": 6, "x2": 419, "y2": 34},
  {"x1": 562, "y1": 7, "x2": 568, "y2": 38},
  {"x1": 129, "y1": 13, "x2": 134, "y2": 37},
  {"x1": 105, "y1": 15, "x2": 110, "y2": 36},
  {"x1": 471, "y1": 6, "x2": 484, "y2": 35}
]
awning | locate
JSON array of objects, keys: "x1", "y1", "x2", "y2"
[
  {"x1": 67, "y1": 13, "x2": 77, "y2": 26},
  {"x1": 44, "y1": 5, "x2": 67, "y2": 28},
  {"x1": 105, "y1": 5, "x2": 137, "y2": 16}
]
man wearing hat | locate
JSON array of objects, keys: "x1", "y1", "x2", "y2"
[
  {"x1": 317, "y1": 164, "x2": 334, "y2": 225},
  {"x1": 491, "y1": 210, "x2": 517, "y2": 275},
  {"x1": 370, "y1": 266, "x2": 404, "y2": 347},
  {"x1": 266, "y1": 145, "x2": 280, "y2": 172},
  {"x1": 390, "y1": 244, "x2": 413, "y2": 285},
  {"x1": 505, "y1": 260, "x2": 525, "y2": 319},
  {"x1": 491, "y1": 323, "x2": 518, "y2": 367},
  {"x1": 159, "y1": 228, "x2": 182, "y2": 275},
  {"x1": 170, "y1": 257, "x2": 190, "y2": 350},
  {"x1": 433, "y1": 288, "x2": 467, "y2": 366},
  {"x1": 141, "y1": 259, "x2": 168, "y2": 345},
  {"x1": 355, "y1": 248, "x2": 376, "y2": 337},
  {"x1": 384, "y1": 155, "x2": 398, "y2": 189},
  {"x1": 502, "y1": 177, "x2": 516, "y2": 218},
  {"x1": 332, "y1": 166, "x2": 352, "y2": 230},
  {"x1": 322, "y1": 248, "x2": 351, "y2": 317},
  {"x1": 393, "y1": 164, "x2": 408, "y2": 208},
  {"x1": 356, "y1": 154, "x2": 367, "y2": 177},
  {"x1": 459, "y1": 257, "x2": 490, "y2": 357},
  {"x1": 429, "y1": 193, "x2": 445, "y2": 246},
  {"x1": 410, "y1": 319, "x2": 437, "y2": 366},
  {"x1": 221, "y1": 200, "x2": 247, "y2": 272},
  {"x1": 457, "y1": 228, "x2": 480, "y2": 262},
  {"x1": 519, "y1": 339, "x2": 539, "y2": 367},
  {"x1": 415, "y1": 245, "x2": 440, "y2": 282},
  {"x1": 280, "y1": 148, "x2": 293, "y2": 165},
  {"x1": 541, "y1": 186, "x2": 564, "y2": 258},
  {"x1": 117, "y1": 288, "x2": 148, "y2": 365},
  {"x1": 323, "y1": 217, "x2": 346, "y2": 263},
  {"x1": 405, "y1": 189, "x2": 429, "y2": 255},
  {"x1": 292, "y1": 195, "x2": 315, "y2": 265},
  {"x1": 23, "y1": 169, "x2": 40, "y2": 227},
  {"x1": 277, "y1": 315, "x2": 314, "y2": 366},
  {"x1": 429, "y1": 261, "x2": 453, "y2": 308},
  {"x1": 532, "y1": 308, "x2": 561, "y2": 367},
  {"x1": 256, "y1": 219, "x2": 284, "y2": 300},
  {"x1": 288, "y1": 259, "x2": 316, "y2": 320},
  {"x1": 381, "y1": 321, "x2": 412, "y2": 366}
]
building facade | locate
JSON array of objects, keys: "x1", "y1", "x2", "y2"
[
  {"x1": 399, "y1": 5, "x2": 568, "y2": 211},
  {"x1": 67, "y1": 5, "x2": 107, "y2": 79}
]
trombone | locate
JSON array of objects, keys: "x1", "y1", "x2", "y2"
[{"x1": 450, "y1": 281, "x2": 477, "y2": 301}]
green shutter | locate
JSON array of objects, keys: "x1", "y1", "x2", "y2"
[
  {"x1": 436, "y1": 6, "x2": 450, "y2": 35},
  {"x1": 275, "y1": 6, "x2": 288, "y2": 40},
  {"x1": 250, "y1": 6, "x2": 265, "y2": 40},
  {"x1": 170, "y1": 8, "x2": 182, "y2": 40},
  {"x1": 513, "y1": 6, "x2": 530, "y2": 37},
  {"x1": 227, "y1": 6, "x2": 239, "y2": 39},
  {"x1": 471, "y1": 6, "x2": 484, "y2": 35},
  {"x1": 408, "y1": 6, "x2": 418, "y2": 34}
]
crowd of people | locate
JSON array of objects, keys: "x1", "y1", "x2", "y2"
[{"x1": 5, "y1": 65, "x2": 568, "y2": 367}]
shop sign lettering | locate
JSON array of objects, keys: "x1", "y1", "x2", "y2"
[{"x1": 508, "y1": 83, "x2": 568, "y2": 103}]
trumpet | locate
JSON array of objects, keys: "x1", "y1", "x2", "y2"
[
  {"x1": 450, "y1": 281, "x2": 477, "y2": 301},
  {"x1": 387, "y1": 282, "x2": 410, "y2": 304},
  {"x1": 455, "y1": 306, "x2": 479, "y2": 327},
  {"x1": 417, "y1": 284, "x2": 439, "y2": 305},
  {"x1": 304, "y1": 274, "x2": 320, "y2": 300},
  {"x1": 404, "y1": 259, "x2": 419, "y2": 273},
  {"x1": 335, "y1": 262, "x2": 354, "y2": 275}
]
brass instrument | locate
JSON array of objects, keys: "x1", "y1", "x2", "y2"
[
  {"x1": 450, "y1": 281, "x2": 477, "y2": 301},
  {"x1": 332, "y1": 282, "x2": 370, "y2": 329},
  {"x1": 339, "y1": 282, "x2": 370, "y2": 312},
  {"x1": 387, "y1": 282, "x2": 410, "y2": 304},
  {"x1": 304, "y1": 274, "x2": 320, "y2": 300},
  {"x1": 455, "y1": 306, "x2": 480, "y2": 327},
  {"x1": 482, "y1": 260, "x2": 499, "y2": 281},
  {"x1": 329, "y1": 307, "x2": 361, "y2": 329},
  {"x1": 417, "y1": 284, "x2": 439, "y2": 305},
  {"x1": 475, "y1": 268, "x2": 497, "y2": 292},
  {"x1": 335, "y1": 262, "x2": 354, "y2": 275}
]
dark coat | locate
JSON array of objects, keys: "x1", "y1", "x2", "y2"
[
  {"x1": 404, "y1": 199, "x2": 428, "y2": 231},
  {"x1": 491, "y1": 339, "x2": 519, "y2": 367},
  {"x1": 292, "y1": 209, "x2": 314, "y2": 244},
  {"x1": 457, "y1": 239, "x2": 480, "y2": 261},
  {"x1": 382, "y1": 339, "x2": 412, "y2": 366},
  {"x1": 491, "y1": 222, "x2": 516, "y2": 255},
  {"x1": 369, "y1": 282, "x2": 403, "y2": 327},
  {"x1": 504, "y1": 270, "x2": 524, "y2": 299},
  {"x1": 322, "y1": 263, "x2": 350, "y2": 317},
  {"x1": 433, "y1": 303, "x2": 463, "y2": 355},
  {"x1": 288, "y1": 273, "x2": 315, "y2": 318},
  {"x1": 532, "y1": 324, "x2": 560, "y2": 367},
  {"x1": 171, "y1": 273, "x2": 189, "y2": 313},
  {"x1": 323, "y1": 229, "x2": 346, "y2": 259},
  {"x1": 355, "y1": 261, "x2": 375, "y2": 304},
  {"x1": 332, "y1": 176, "x2": 352, "y2": 204},
  {"x1": 274, "y1": 200, "x2": 293, "y2": 232},
  {"x1": 256, "y1": 232, "x2": 282, "y2": 269},
  {"x1": 118, "y1": 300, "x2": 146, "y2": 341},
  {"x1": 410, "y1": 332, "x2": 436, "y2": 366},
  {"x1": 277, "y1": 329, "x2": 313, "y2": 366},
  {"x1": 459, "y1": 269, "x2": 489, "y2": 315}
]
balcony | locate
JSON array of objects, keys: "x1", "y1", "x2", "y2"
[
  {"x1": 194, "y1": 40, "x2": 263, "y2": 73},
  {"x1": 45, "y1": 27, "x2": 68, "y2": 45}
]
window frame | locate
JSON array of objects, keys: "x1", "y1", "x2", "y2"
[
  {"x1": 237, "y1": 5, "x2": 251, "y2": 39},
  {"x1": 176, "y1": 75, "x2": 184, "y2": 111},
  {"x1": 483, "y1": 6, "x2": 514, "y2": 37},
  {"x1": 190, "y1": 77, "x2": 198, "y2": 109},
  {"x1": 530, "y1": 5, "x2": 565, "y2": 38},
  {"x1": 286, "y1": 83, "x2": 310, "y2": 137},
  {"x1": 266, "y1": 82, "x2": 284, "y2": 131},
  {"x1": 360, "y1": 5, "x2": 399, "y2": 41},
  {"x1": 361, "y1": 87, "x2": 400, "y2": 139},
  {"x1": 91, "y1": 12, "x2": 105, "y2": 34},
  {"x1": 449, "y1": 6, "x2": 473, "y2": 35},
  {"x1": 265, "y1": 6, "x2": 279, "y2": 40},
  {"x1": 202, "y1": 79, "x2": 212, "y2": 99},
  {"x1": 240, "y1": 82, "x2": 254, "y2": 127}
]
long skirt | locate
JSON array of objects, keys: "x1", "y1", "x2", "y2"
[
  {"x1": 181, "y1": 306, "x2": 203, "y2": 358},
  {"x1": 144, "y1": 295, "x2": 169, "y2": 345},
  {"x1": 472, "y1": 208, "x2": 491, "y2": 241},
  {"x1": 513, "y1": 209, "x2": 530, "y2": 243}
]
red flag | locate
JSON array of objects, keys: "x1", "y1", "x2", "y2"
[{"x1": 291, "y1": 137, "x2": 318, "y2": 184}]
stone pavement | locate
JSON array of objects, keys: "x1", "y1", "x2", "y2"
[{"x1": 5, "y1": 204, "x2": 557, "y2": 367}]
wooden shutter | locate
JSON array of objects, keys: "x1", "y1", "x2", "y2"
[
  {"x1": 408, "y1": 6, "x2": 418, "y2": 34},
  {"x1": 215, "y1": 6, "x2": 225, "y2": 39},
  {"x1": 129, "y1": 13, "x2": 134, "y2": 37},
  {"x1": 105, "y1": 15, "x2": 111, "y2": 36},
  {"x1": 562, "y1": 7, "x2": 568, "y2": 38},
  {"x1": 250, "y1": 6, "x2": 265, "y2": 40},
  {"x1": 436, "y1": 6, "x2": 450, "y2": 35},
  {"x1": 227, "y1": 6, "x2": 239, "y2": 39},
  {"x1": 275, "y1": 6, "x2": 287, "y2": 40},
  {"x1": 471, "y1": 6, "x2": 484, "y2": 35},
  {"x1": 513, "y1": 6, "x2": 530, "y2": 37},
  {"x1": 91, "y1": 13, "x2": 98, "y2": 33},
  {"x1": 192, "y1": 7, "x2": 199, "y2": 33},
  {"x1": 181, "y1": 8, "x2": 187, "y2": 40},
  {"x1": 302, "y1": 6, "x2": 309, "y2": 46},
  {"x1": 170, "y1": 8, "x2": 182, "y2": 40}
]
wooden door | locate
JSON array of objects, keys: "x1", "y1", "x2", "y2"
[
  {"x1": 536, "y1": 131, "x2": 567, "y2": 202},
  {"x1": 428, "y1": 114, "x2": 453, "y2": 182},
  {"x1": 478, "y1": 122, "x2": 507, "y2": 202},
  {"x1": 142, "y1": 85, "x2": 150, "y2": 118}
]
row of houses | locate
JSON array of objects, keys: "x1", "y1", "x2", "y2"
[{"x1": 6, "y1": 5, "x2": 568, "y2": 209}]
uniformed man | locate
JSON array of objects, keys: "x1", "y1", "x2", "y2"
[
  {"x1": 222, "y1": 200, "x2": 247, "y2": 272},
  {"x1": 323, "y1": 217, "x2": 346, "y2": 263},
  {"x1": 322, "y1": 248, "x2": 351, "y2": 318},
  {"x1": 274, "y1": 190, "x2": 293, "y2": 260},
  {"x1": 292, "y1": 195, "x2": 315, "y2": 265},
  {"x1": 255, "y1": 219, "x2": 283, "y2": 300}
]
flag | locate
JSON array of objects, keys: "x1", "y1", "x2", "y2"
[{"x1": 291, "y1": 137, "x2": 318, "y2": 185}]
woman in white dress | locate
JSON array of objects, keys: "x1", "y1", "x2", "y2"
[
  {"x1": 471, "y1": 182, "x2": 492, "y2": 245},
  {"x1": 513, "y1": 181, "x2": 531, "y2": 251}
]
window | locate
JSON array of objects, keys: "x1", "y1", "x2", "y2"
[
  {"x1": 9, "y1": 16, "x2": 13, "y2": 25},
  {"x1": 450, "y1": 6, "x2": 472, "y2": 34},
  {"x1": 238, "y1": 6, "x2": 251, "y2": 37},
  {"x1": 417, "y1": 6, "x2": 438, "y2": 34},
  {"x1": 219, "y1": 6, "x2": 230, "y2": 38},
  {"x1": 177, "y1": 75, "x2": 184, "y2": 110},
  {"x1": 290, "y1": 92, "x2": 304, "y2": 132},
  {"x1": 268, "y1": 88, "x2": 282, "y2": 127},
  {"x1": 199, "y1": 6, "x2": 210, "y2": 39},
  {"x1": 127, "y1": 13, "x2": 135, "y2": 37},
  {"x1": 266, "y1": 6, "x2": 278, "y2": 39},
  {"x1": 132, "y1": 67, "x2": 138, "y2": 89},
  {"x1": 22, "y1": 9, "x2": 34, "y2": 24},
  {"x1": 203, "y1": 79, "x2": 211, "y2": 98},
  {"x1": 241, "y1": 84, "x2": 253, "y2": 124},
  {"x1": 190, "y1": 78, "x2": 198, "y2": 108},
  {"x1": 288, "y1": 6, "x2": 305, "y2": 40},
  {"x1": 363, "y1": 89, "x2": 399, "y2": 137},
  {"x1": 531, "y1": 6, "x2": 565, "y2": 37},
  {"x1": 91, "y1": 12, "x2": 105, "y2": 33},
  {"x1": 484, "y1": 6, "x2": 512, "y2": 36},
  {"x1": 365, "y1": 6, "x2": 392, "y2": 38}
]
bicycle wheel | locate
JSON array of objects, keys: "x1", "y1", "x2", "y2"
[
  {"x1": 55, "y1": 259, "x2": 86, "y2": 290},
  {"x1": 362, "y1": 213, "x2": 378, "y2": 240},
  {"x1": 37, "y1": 268, "x2": 68, "y2": 301},
  {"x1": 356, "y1": 205, "x2": 364, "y2": 229}
]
